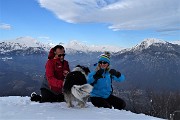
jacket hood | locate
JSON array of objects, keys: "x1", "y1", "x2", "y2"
[{"x1": 48, "y1": 48, "x2": 55, "y2": 59}]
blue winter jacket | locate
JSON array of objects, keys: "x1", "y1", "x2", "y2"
[{"x1": 87, "y1": 70, "x2": 125, "y2": 98}]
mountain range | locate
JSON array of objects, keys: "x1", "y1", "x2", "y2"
[
  {"x1": 112, "y1": 39, "x2": 180, "y2": 91},
  {"x1": 0, "y1": 37, "x2": 180, "y2": 96}
]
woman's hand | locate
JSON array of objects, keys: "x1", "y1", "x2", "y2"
[
  {"x1": 93, "y1": 69, "x2": 104, "y2": 80},
  {"x1": 109, "y1": 69, "x2": 121, "y2": 78}
]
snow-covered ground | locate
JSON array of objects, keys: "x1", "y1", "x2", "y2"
[{"x1": 0, "y1": 96, "x2": 164, "y2": 120}]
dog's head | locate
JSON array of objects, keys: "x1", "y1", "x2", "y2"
[{"x1": 72, "y1": 65, "x2": 90, "y2": 76}]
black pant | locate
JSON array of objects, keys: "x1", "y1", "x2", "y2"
[
  {"x1": 41, "y1": 88, "x2": 64, "y2": 102},
  {"x1": 90, "y1": 95, "x2": 126, "y2": 110}
]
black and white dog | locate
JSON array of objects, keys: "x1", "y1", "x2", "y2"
[{"x1": 63, "y1": 65, "x2": 93, "y2": 108}]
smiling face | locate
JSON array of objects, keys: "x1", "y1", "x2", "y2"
[
  {"x1": 54, "y1": 48, "x2": 65, "y2": 61},
  {"x1": 99, "y1": 61, "x2": 109, "y2": 69}
]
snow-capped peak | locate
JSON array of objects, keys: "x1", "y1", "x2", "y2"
[
  {"x1": 0, "y1": 37, "x2": 54, "y2": 52},
  {"x1": 170, "y1": 40, "x2": 180, "y2": 45},
  {"x1": 132, "y1": 38, "x2": 167, "y2": 51},
  {"x1": 64, "y1": 40, "x2": 123, "y2": 53},
  {"x1": 1, "y1": 37, "x2": 123, "y2": 53},
  {"x1": 141, "y1": 38, "x2": 166, "y2": 47},
  {"x1": 65, "y1": 40, "x2": 89, "y2": 52},
  {"x1": 6, "y1": 36, "x2": 39, "y2": 47}
]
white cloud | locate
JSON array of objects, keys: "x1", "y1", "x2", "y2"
[
  {"x1": 38, "y1": 0, "x2": 180, "y2": 32},
  {"x1": 0, "y1": 23, "x2": 12, "y2": 30},
  {"x1": 37, "y1": 36, "x2": 53, "y2": 43},
  {"x1": 38, "y1": 36, "x2": 50, "y2": 39}
]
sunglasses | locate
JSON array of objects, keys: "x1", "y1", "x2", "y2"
[
  {"x1": 99, "y1": 61, "x2": 108, "y2": 64},
  {"x1": 58, "y1": 54, "x2": 66, "y2": 57}
]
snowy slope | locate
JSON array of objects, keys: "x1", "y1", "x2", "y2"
[
  {"x1": 6, "y1": 37, "x2": 40, "y2": 47},
  {"x1": 64, "y1": 40, "x2": 123, "y2": 52},
  {"x1": 1, "y1": 37, "x2": 179, "y2": 54},
  {"x1": 0, "y1": 96, "x2": 163, "y2": 120},
  {"x1": 0, "y1": 37, "x2": 53, "y2": 54},
  {"x1": 131, "y1": 38, "x2": 167, "y2": 51},
  {"x1": 170, "y1": 40, "x2": 180, "y2": 45},
  {"x1": 0, "y1": 37, "x2": 123, "y2": 53},
  {"x1": 117, "y1": 38, "x2": 174, "y2": 54}
]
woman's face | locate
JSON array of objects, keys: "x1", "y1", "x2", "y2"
[{"x1": 99, "y1": 61, "x2": 109, "y2": 69}]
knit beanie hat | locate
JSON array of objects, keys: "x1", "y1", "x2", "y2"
[{"x1": 98, "y1": 51, "x2": 111, "y2": 65}]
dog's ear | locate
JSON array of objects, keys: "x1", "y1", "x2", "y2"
[
  {"x1": 84, "y1": 67, "x2": 90, "y2": 75},
  {"x1": 76, "y1": 65, "x2": 81, "y2": 68}
]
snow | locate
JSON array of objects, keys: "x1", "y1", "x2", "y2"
[
  {"x1": 1, "y1": 57, "x2": 13, "y2": 61},
  {"x1": 0, "y1": 96, "x2": 164, "y2": 120},
  {"x1": 130, "y1": 38, "x2": 167, "y2": 52},
  {"x1": 2, "y1": 37, "x2": 177, "y2": 54},
  {"x1": 6, "y1": 36, "x2": 39, "y2": 48},
  {"x1": 0, "y1": 38, "x2": 123, "y2": 53},
  {"x1": 5, "y1": 36, "x2": 53, "y2": 49},
  {"x1": 141, "y1": 38, "x2": 166, "y2": 47},
  {"x1": 64, "y1": 40, "x2": 124, "y2": 53},
  {"x1": 170, "y1": 40, "x2": 180, "y2": 45},
  {"x1": 0, "y1": 37, "x2": 54, "y2": 53}
]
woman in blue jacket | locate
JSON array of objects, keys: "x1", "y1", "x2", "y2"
[{"x1": 88, "y1": 52, "x2": 126, "y2": 110}]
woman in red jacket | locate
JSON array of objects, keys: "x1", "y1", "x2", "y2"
[{"x1": 40, "y1": 45, "x2": 70, "y2": 102}]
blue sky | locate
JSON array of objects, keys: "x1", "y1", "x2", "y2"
[{"x1": 0, "y1": 0, "x2": 179, "y2": 48}]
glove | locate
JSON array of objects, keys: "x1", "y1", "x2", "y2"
[
  {"x1": 109, "y1": 69, "x2": 121, "y2": 78},
  {"x1": 93, "y1": 69, "x2": 104, "y2": 80}
]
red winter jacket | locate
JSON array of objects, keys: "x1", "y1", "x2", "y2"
[
  {"x1": 46, "y1": 59, "x2": 70, "y2": 93},
  {"x1": 41, "y1": 48, "x2": 70, "y2": 94}
]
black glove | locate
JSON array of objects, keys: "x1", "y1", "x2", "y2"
[
  {"x1": 109, "y1": 69, "x2": 121, "y2": 78},
  {"x1": 93, "y1": 69, "x2": 104, "y2": 80}
]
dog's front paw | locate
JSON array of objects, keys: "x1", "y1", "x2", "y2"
[
  {"x1": 79, "y1": 104, "x2": 85, "y2": 108},
  {"x1": 77, "y1": 102, "x2": 85, "y2": 108},
  {"x1": 67, "y1": 103, "x2": 74, "y2": 108}
]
